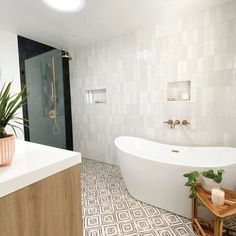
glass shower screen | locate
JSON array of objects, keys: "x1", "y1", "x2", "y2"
[{"x1": 24, "y1": 49, "x2": 66, "y2": 149}]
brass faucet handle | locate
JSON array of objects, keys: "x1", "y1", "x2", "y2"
[
  {"x1": 164, "y1": 119, "x2": 173, "y2": 125},
  {"x1": 182, "y1": 120, "x2": 190, "y2": 125},
  {"x1": 174, "y1": 120, "x2": 180, "y2": 125}
]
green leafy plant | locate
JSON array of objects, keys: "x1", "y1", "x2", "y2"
[
  {"x1": 183, "y1": 169, "x2": 225, "y2": 198},
  {"x1": 183, "y1": 171, "x2": 200, "y2": 199},
  {"x1": 201, "y1": 169, "x2": 225, "y2": 183},
  {"x1": 0, "y1": 82, "x2": 29, "y2": 138}
]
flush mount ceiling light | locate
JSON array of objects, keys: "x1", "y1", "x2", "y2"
[{"x1": 43, "y1": 0, "x2": 85, "y2": 13}]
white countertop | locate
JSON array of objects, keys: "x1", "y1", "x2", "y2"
[{"x1": 0, "y1": 140, "x2": 81, "y2": 198}]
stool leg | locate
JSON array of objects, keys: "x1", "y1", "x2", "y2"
[
  {"x1": 214, "y1": 218, "x2": 223, "y2": 236},
  {"x1": 192, "y1": 197, "x2": 197, "y2": 230}
]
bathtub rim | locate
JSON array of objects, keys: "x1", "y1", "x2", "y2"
[{"x1": 114, "y1": 136, "x2": 236, "y2": 168}]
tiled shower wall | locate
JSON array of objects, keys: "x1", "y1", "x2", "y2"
[{"x1": 70, "y1": 1, "x2": 236, "y2": 164}]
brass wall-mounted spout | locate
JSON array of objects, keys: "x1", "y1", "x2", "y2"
[{"x1": 171, "y1": 120, "x2": 180, "y2": 129}]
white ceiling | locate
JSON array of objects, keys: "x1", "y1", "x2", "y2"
[{"x1": 0, "y1": 0, "x2": 231, "y2": 49}]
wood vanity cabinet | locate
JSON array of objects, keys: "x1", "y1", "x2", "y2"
[{"x1": 0, "y1": 165, "x2": 83, "y2": 236}]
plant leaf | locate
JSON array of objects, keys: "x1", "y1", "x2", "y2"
[{"x1": 0, "y1": 82, "x2": 29, "y2": 137}]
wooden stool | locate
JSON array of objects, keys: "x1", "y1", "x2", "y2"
[{"x1": 192, "y1": 184, "x2": 236, "y2": 236}]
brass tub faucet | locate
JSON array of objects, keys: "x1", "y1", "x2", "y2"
[{"x1": 164, "y1": 120, "x2": 190, "y2": 128}]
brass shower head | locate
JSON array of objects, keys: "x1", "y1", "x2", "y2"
[{"x1": 62, "y1": 51, "x2": 72, "y2": 60}]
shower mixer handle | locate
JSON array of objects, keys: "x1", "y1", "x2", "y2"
[{"x1": 182, "y1": 120, "x2": 190, "y2": 125}]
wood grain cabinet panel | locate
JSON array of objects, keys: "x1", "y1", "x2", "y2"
[{"x1": 0, "y1": 164, "x2": 83, "y2": 236}]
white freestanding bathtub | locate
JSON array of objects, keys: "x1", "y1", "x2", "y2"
[{"x1": 114, "y1": 136, "x2": 236, "y2": 218}]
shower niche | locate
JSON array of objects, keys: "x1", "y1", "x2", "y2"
[
  {"x1": 86, "y1": 89, "x2": 107, "y2": 104},
  {"x1": 167, "y1": 81, "x2": 191, "y2": 102}
]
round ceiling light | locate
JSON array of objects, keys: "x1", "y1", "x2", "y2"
[{"x1": 43, "y1": 0, "x2": 85, "y2": 13}]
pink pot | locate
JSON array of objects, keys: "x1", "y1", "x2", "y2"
[{"x1": 0, "y1": 135, "x2": 15, "y2": 166}]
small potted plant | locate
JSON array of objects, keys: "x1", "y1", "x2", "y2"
[
  {"x1": 0, "y1": 82, "x2": 29, "y2": 166},
  {"x1": 183, "y1": 169, "x2": 225, "y2": 198}
]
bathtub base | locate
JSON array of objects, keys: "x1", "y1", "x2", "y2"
[
  {"x1": 115, "y1": 136, "x2": 236, "y2": 219},
  {"x1": 118, "y1": 150, "x2": 192, "y2": 218},
  {"x1": 118, "y1": 150, "x2": 236, "y2": 219}
]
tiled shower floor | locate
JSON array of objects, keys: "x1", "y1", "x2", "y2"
[{"x1": 81, "y1": 158, "x2": 197, "y2": 236}]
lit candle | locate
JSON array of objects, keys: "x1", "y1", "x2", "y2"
[{"x1": 211, "y1": 188, "x2": 225, "y2": 206}]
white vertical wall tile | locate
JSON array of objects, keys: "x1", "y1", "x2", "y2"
[{"x1": 70, "y1": 1, "x2": 236, "y2": 164}]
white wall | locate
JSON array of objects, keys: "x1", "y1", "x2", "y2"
[
  {"x1": 71, "y1": 1, "x2": 236, "y2": 165},
  {"x1": 0, "y1": 30, "x2": 24, "y2": 139}
]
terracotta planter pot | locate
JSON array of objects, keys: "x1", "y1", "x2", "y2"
[{"x1": 0, "y1": 135, "x2": 15, "y2": 166}]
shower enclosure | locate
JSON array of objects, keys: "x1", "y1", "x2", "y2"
[{"x1": 18, "y1": 36, "x2": 73, "y2": 150}]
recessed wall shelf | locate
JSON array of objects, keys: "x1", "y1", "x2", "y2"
[
  {"x1": 86, "y1": 89, "x2": 107, "y2": 104},
  {"x1": 167, "y1": 81, "x2": 191, "y2": 102}
]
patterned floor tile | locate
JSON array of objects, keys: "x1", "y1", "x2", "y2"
[
  {"x1": 85, "y1": 215, "x2": 101, "y2": 228},
  {"x1": 81, "y1": 158, "x2": 236, "y2": 235},
  {"x1": 103, "y1": 224, "x2": 121, "y2": 236},
  {"x1": 149, "y1": 216, "x2": 169, "y2": 229},
  {"x1": 119, "y1": 221, "x2": 137, "y2": 235},
  {"x1": 116, "y1": 210, "x2": 132, "y2": 222},
  {"x1": 139, "y1": 231, "x2": 158, "y2": 236},
  {"x1": 102, "y1": 213, "x2": 117, "y2": 225},
  {"x1": 171, "y1": 224, "x2": 194, "y2": 236},
  {"x1": 84, "y1": 227, "x2": 103, "y2": 236},
  {"x1": 135, "y1": 219, "x2": 152, "y2": 231}
]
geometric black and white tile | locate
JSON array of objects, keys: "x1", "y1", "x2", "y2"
[
  {"x1": 81, "y1": 158, "x2": 196, "y2": 236},
  {"x1": 81, "y1": 158, "x2": 236, "y2": 235}
]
